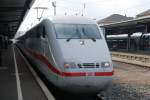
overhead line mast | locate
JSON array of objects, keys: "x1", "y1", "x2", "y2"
[{"x1": 52, "y1": 1, "x2": 56, "y2": 16}]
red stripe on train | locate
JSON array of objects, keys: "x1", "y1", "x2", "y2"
[{"x1": 27, "y1": 49, "x2": 113, "y2": 77}]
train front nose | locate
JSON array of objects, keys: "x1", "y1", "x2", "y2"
[
  {"x1": 60, "y1": 76, "x2": 113, "y2": 94},
  {"x1": 58, "y1": 61, "x2": 113, "y2": 94}
]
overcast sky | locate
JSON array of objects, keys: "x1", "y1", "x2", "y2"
[{"x1": 18, "y1": 0, "x2": 150, "y2": 32}]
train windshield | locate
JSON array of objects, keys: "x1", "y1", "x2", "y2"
[{"x1": 54, "y1": 24, "x2": 101, "y2": 39}]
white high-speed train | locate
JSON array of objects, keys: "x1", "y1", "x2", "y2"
[{"x1": 17, "y1": 16, "x2": 113, "y2": 94}]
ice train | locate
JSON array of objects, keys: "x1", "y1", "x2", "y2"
[{"x1": 17, "y1": 16, "x2": 113, "y2": 94}]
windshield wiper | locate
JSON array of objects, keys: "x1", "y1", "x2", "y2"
[
  {"x1": 66, "y1": 27, "x2": 96, "y2": 42},
  {"x1": 91, "y1": 38, "x2": 96, "y2": 42},
  {"x1": 82, "y1": 28, "x2": 96, "y2": 42},
  {"x1": 66, "y1": 27, "x2": 81, "y2": 42},
  {"x1": 66, "y1": 38, "x2": 72, "y2": 42},
  {"x1": 66, "y1": 33, "x2": 76, "y2": 42}
]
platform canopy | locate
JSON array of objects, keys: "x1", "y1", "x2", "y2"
[
  {"x1": 99, "y1": 13, "x2": 150, "y2": 35},
  {"x1": 0, "y1": 0, "x2": 35, "y2": 39}
]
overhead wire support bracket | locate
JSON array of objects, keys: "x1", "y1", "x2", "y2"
[{"x1": 34, "y1": 7, "x2": 48, "y2": 21}]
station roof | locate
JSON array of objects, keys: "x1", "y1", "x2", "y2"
[
  {"x1": 0, "y1": 0, "x2": 35, "y2": 39},
  {"x1": 98, "y1": 14, "x2": 133, "y2": 24},
  {"x1": 99, "y1": 13, "x2": 150, "y2": 35},
  {"x1": 99, "y1": 15, "x2": 150, "y2": 28},
  {"x1": 136, "y1": 9, "x2": 150, "y2": 18}
]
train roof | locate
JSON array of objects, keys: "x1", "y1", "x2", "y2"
[{"x1": 51, "y1": 16, "x2": 97, "y2": 24}]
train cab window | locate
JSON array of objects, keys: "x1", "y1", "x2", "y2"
[
  {"x1": 55, "y1": 24, "x2": 80, "y2": 38},
  {"x1": 54, "y1": 24, "x2": 101, "y2": 39}
]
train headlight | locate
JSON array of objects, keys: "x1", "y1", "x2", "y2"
[
  {"x1": 101, "y1": 62, "x2": 111, "y2": 67},
  {"x1": 64, "y1": 62, "x2": 76, "y2": 69}
]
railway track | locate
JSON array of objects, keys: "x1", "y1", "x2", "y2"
[{"x1": 110, "y1": 61, "x2": 150, "y2": 100}]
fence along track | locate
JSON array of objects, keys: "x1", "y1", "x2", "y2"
[{"x1": 111, "y1": 52, "x2": 150, "y2": 67}]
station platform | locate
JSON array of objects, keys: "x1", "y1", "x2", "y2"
[
  {"x1": 0, "y1": 45, "x2": 54, "y2": 100},
  {"x1": 111, "y1": 50, "x2": 150, "y2": 56},
  {"x1": 111, "y1": 50, "x2": 150, "y2": 68}
]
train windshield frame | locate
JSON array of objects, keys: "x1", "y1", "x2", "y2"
[{"x1": 54, "y1": 24, "x2": 102, "y2": 39}]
